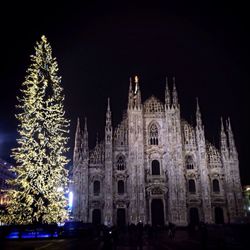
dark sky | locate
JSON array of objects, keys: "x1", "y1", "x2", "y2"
[{"x1": 0, "y1": 1, "x2": 249, "y2": 184}]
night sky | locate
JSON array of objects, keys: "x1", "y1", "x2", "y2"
[{"x1": 0, "y1": 1, "x2": 249, "y2": 184}]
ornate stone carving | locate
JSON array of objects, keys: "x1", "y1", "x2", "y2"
[{"x1": 72, "y1": 82, "x2": 243, "y2": 225}]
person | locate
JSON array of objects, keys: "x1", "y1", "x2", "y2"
[
  {"x1": 112, "y1": 226, "x2": 118, "y2": 250},
  {"x1": 102, "y1": 226, "x2": 113, "y2": 250},
  {"x1": 128, "y1": 223, "x2": 136, "y2": 247},
  {"x1": 199, "y1": 221, "x2": 207, "y2": 250},
  {"x1": 136, "y1": 221, "x2": 144, "y2": 250},
  {"x1": 168, "y1": 222, "x2": 176, "y2": 239},
  {"x1": 188, "y1": 222, "x2": 195, "y2": 238}
]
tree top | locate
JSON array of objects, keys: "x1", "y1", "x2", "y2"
[{"x1": 41, "y1": 35, "x2": 47, "y2": 43}]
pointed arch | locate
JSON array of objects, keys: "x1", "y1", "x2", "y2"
[
  {"x1": 188, "y1": 179, "x2": 196, "y2": 193},
  {"x1": 118, "y1": 180, "x2": 125, "y2": 194},
  {"x1": 152, "y1": 160, "x2": 160, "y2": 175},
  {"x1": 93, "y1": 180, "x2": 100, "y2": 195},
  {"x1": 116, "y1": 154, "x2": 126, "y2": 171},
  {"x1": 149, "y1": 122, "x2": 160, "y2": 145},
  {"x1": 212, "y1": 179, "x2": 220, "y2": 193},
  {"x1": 185, "y1": 155, "x2": 194, "y2": 170}
]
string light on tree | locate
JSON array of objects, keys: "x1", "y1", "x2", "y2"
[{"x1": 0, "y1": 35, "x2": 70, "y2": 225}]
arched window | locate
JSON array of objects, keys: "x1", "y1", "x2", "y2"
[
  {"x1": 188, "y1": 179, "x2": 196, "y2": 193},
  {"x1": 213, "y1": 179, "x2": 220, "y2": 193},
  {"x1": 117, "y1": 155, "x2": 126, "y2": 171},
  {"x1": 186, "y1": 155, "x2": 194, "y2": 170},
  {"x1": 118, "y1": 180, "x2": 125, "y2": 194},
  {"x1": 152, "y1": 160, "x2": 160, "y2": 175},
  {"x1": 93, "y1": 180, "x2": 100, "y2": 195},
  {"x1": 149, "y1": 124, "x2": 159, "y2": 145}
]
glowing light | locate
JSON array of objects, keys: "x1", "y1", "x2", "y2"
[
  {"x1": 68, "y1": 191, "x2": 73, "y2": 209},
  {"x1": 134, "y1": 75, "x2": 139, "y2": 94},
  {"x1": 135, "y1": 75, "x2": 138, "y2": 83},
  {"x1": 57, "y1": 187, "x2": 63, "y2": 192},
  {"x1": 57, "y1": 222, "x2": 65, "y2": 227}
]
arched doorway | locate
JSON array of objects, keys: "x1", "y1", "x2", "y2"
[
  {"x1": 117, "y1": 208, "x2": 126, "y2": 227},
  {"x1": 92, "y1": 209, "x2": 101, "y2": 225},
  {"x1": 151, "y1": 199, "x2": 164, "y2": 226},
  {"x1": 189, "y1": 207, "x2": 199, "y2": 225},
  {"x1": 215, "y1": 207, "x2": 224, "y2": 224}
]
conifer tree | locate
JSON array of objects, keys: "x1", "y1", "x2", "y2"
[{"x1": 2, "y1": 35, "x2": 70, "y2": 224}]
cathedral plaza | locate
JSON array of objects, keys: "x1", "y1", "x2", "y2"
[{"x1": 1, "y1": 223, "x2": 249, "y2": 249}]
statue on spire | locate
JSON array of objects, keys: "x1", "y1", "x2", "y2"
[{"x1": 134, "y1": 75, "x2": 139, "y2": 94}]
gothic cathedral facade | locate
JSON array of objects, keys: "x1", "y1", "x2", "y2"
[{"x1": 71, "y1": 77, "x2": 243, "y2": 226}]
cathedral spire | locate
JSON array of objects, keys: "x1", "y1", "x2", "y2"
[
  {"x1": 196, "y1": 98, "x2": 203, "y2": 129},
  {"x1": 172, "y1": 77, "x2": 178, "y2": 107},
  {"x1": 128, "y1": 77, "x2": 134, "y2": 109},
  {"x1": 106, "y1": 97, "x2": 112, "y2": 129},
  {"x1": 226, "y1": 117, "x2": 237, "y2": 156},
  {"x1": 82, "y1": 117, "x2": 88, "y2": 157},
  {"x1": 165, "y1": 76, "x2": 171, "y2": 107},
  {"x1": 220, "y1": 117, "x2": 228, "y2": 152},
  {"x1": 73, "y1": 117, "x2": 82, "y2": 164},
  {"x1": 129, "y1": 77, "x2": 133, "y2": 92},
  {"x1": 134, "y1": 75, "x2": 139, "y2": 94},
  {"x1": 107, "y1": 97, "x2": 111, "y2": 112},
  {"x1": 134, "y1": 75, "x2": 142, "y2": 109},
  {"x1": 84, "y1": 117, "x2": 88, "y2": 132},
  {"x1": 128, "y1": 75, "x2": 142, "y2": 110}
]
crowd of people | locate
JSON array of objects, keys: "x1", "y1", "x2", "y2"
[{"x1": 99, "y1": 221, "x2": 179, "y2": 250}]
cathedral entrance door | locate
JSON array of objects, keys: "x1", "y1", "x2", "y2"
[
  {"x1": 117, "y1": 208, "x2": 126, "y2": 227},
  {"x1": 189, "y1": 207, "x2": 199, "y2": 225},
  {"x1": 92, "y1": 209, "x2": 101, "y2": 225},
  {"x1": 215, "y1": 207, "x2": 224, "y2": 224},
  {"x1": 151, "y1": 199, "x2": 164, "y2": 226}
]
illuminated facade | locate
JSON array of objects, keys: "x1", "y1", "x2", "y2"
[{"x1": 72, "y1": 77, "x2": 243, "y2": 226}]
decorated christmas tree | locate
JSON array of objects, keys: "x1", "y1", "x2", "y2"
[{"x1": 2, "y1": 36, "x2": 70, "y2": 224}]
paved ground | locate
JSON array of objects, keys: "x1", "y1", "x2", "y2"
[
  {"x1": 1, "y1": 226, "x2": 249, "y2": 250},
  {"x1": 1, "y1": 238, "x2": 100, "y2": 250}
]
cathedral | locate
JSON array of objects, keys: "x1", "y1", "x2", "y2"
[{"x1": 71, "y1": 76, "x2": 243, "y2": 226}]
